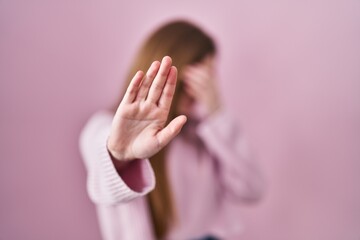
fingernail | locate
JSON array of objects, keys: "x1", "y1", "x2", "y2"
[{"x1": 163, "y1": 56, "x2": 172, "y2": 63}]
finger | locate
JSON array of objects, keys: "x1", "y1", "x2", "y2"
[
  {"x1": 156, "y1": 115, "x2": 187, "y2": 149},
  {"x1": 183, "y1": 83, "x2": 198, "y2": 99},
  {"x1": 122, "y1": 71, "x2": 144, "y2": 103},
  {"x1": 183, "y1": 73, "x2": 207, "y2": 90},
  {"x1": 183, "y1": 67, "x2": 215, "y2": 92},
  {"x1": 184, "y1": 64, "x2": 207, "y2": 73},
  {"x1": 136, "y1": 61, "x2": 160, "y2": 101},
  {"x1": 158, "y1": 66, "x2": 177, "y2": 110},
  {"x1": 147, "y1": 56, "x2": 172, "y2": 103},
  {"x1": 183, "y1": 67, "x2": 209, "y2": 85}
]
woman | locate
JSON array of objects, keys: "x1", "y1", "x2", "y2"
[{"x1": 80, "y1": 20, "x2": 264, "y2": 240}]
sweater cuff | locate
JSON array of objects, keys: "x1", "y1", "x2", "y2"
[{"x1": 87, "y1": 126, "x2": 155, "y2": 204}]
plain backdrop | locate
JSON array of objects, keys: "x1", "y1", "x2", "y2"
[{"x1": 1, "y1": 0, "x2": 359, "y2": 239}]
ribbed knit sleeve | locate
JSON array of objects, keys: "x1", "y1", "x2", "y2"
[
  {"x1": 79, "y1": 111, "x2": 155, "y2": 205},
  {"x1": 196, "y1": 108, "x2": 265, "y2": 202}
]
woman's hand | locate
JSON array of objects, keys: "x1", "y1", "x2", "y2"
[
  {"x1": 182, "y1": 56, "x2": 221, "y2": 117},
  {"x1": 107, "y1": 56, "x2": 187, "y2": 162}
]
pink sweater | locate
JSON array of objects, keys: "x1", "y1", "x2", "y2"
[{"x1": 79, "y1": 109, "x2": 264, "y2": 240}]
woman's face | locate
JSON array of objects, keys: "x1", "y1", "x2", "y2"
[{"x1": 176, "y1": 55, "x2": 216, "y2": 119}]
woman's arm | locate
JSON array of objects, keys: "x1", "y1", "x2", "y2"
[
  {"x1": 79, "y1": 111, "x2": 156, "y2": 205},
  {"x1": 197, "y1": 109, "x2": 265, "y2": 202},
  {"x1": 183, "y1": 59, "x2": 265, "y2": 202},
  {"x1": 79, "y1": 56, "x2": 187, "y2": 205}
]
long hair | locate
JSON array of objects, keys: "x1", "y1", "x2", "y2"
[{"x1": 112, "y1": 20, "x2": 216, "y2": 239}]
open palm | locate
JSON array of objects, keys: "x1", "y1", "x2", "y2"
[{"x1": 107, "y1": 56, "x2": 187, "y2": 161}]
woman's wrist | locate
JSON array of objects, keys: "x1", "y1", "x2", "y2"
[{"x1": 106, "y1": 138, "x2": 131, "y2": 172}]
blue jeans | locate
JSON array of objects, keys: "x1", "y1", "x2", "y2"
[{"x1": 195, "y1": 236, "x2": 219, "y2": 240}]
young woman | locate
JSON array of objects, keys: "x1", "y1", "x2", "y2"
[{"x1": 80, "y1": 20, "x2": 264, "y2": 240}]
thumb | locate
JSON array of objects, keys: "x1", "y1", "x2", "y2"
[{"x1": 156, "y1": 115, "x2": 187, "y2": 149}]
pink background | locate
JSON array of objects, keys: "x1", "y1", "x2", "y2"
[{"x1": 1, "y1": 1, "x2": 359, "y2": 239}]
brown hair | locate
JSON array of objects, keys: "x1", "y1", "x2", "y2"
[{"x1": 112, "y1": 20, "x2": 216, "y2": 239}]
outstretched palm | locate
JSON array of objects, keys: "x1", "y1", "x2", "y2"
[{"x1": 107, "y1": 56, "x2": 187, "y2": 161}]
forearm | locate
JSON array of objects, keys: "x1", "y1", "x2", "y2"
[
  {"x1": 79, "y1": 112, "x2": 155, "y2": 205},
  {"x1": 197, "y1": 109, "x2": 265, "y2": 201}
]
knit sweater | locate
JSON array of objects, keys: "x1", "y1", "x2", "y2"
[{"x1": 79, "y1": 109, "x2": 264, "y2": 240}]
